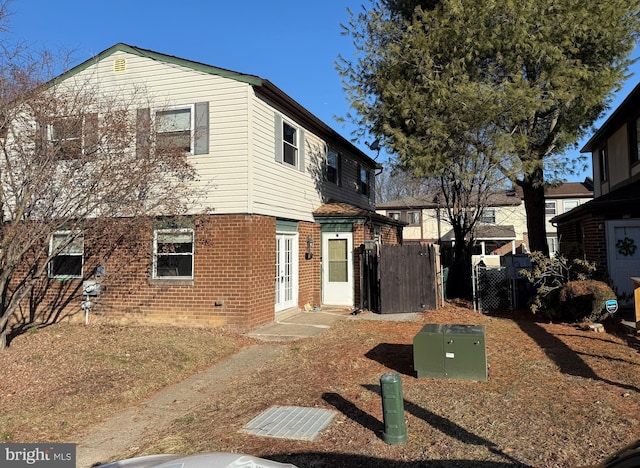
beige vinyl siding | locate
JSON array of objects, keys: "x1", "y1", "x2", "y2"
[
  {"x1": 250, "y1": 96, "x2": 319, "y2": 221},
  {"x1": 544, "y1": 197, "x2": 591, "y2": 237},
  {"x1": 493, "y1": 204, "x2": 527, "y2": 239},
  {"x1": 250, "y1": 92, "x2": 374, "y2": 221},
  {"x1": 593, "y1": 124, "x2": 640, "y2": 198},
  {"x1": 62, "y1": 50, "x2": 374, "y2": 221},
  {"x1": 419, "y1": 210, "x2": 440, "y2": 241},
  {"x1": 403, "y1": 225, "x2": 423, "y2": 239},
  {"x1": 379, "y1": 203, "x2": 527, "y2": 244},
  {"x1": 68, "y1": 52, "x2": 251, "y2": 214}
]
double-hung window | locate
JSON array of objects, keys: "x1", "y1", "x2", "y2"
[
  {"x1": 47, "y1": 117, "x2": 83, "y2": 158},
  {"x1": 407, "y1": 211, "x2": 420, "y2": 225},
  {"x1": 326, "y1": 150, "x2": 341, "y2": 185},
  {"x1": 282, "y1": 121, "x2": 298, "y2": 166},
  {"x1": 480, "y1": 208, "x2": 496, "y2": 224},
  {"x1": 139, "y1": 102, "x2": 208, "y2": 157},
  {"x1": 388, "y1": 212, "x2": 401, "y2": 220},
  {"x1": 153, "y1": 229, "x2": 194, "y2": 279},
  {"x1": 49, "y1": 232, "x2": 84, "y2": 278},
  {"x1": 274, "y1": 113, "x2": 305, "y2": 171},
  {"x1": 563, "y1": 200, "x2": 579, "y2": 213},
  {"x1": 359, "y1": 166, "x2": 370, "y2": 196},
  {"x1": 545, "y1": 201, "x2": 556, "y2": 216},
  {"x1": 156, "y1": 106, "x2": 194, "y2": 153}
]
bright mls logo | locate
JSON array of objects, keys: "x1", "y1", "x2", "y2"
[
  {"x1": 1, "y1": 444, "x2": 75, "y2": 468},
  {"x1": 605, "y1": 299, "x2": 618, "y2": 314}
]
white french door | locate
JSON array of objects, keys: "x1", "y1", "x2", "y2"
[{"x1": 275, "y1": 233, "x2": 298, "y2": 312}]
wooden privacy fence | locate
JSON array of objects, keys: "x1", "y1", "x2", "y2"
[{"x1": 360, "y1": 243, "x2": 438, "y2": 314}]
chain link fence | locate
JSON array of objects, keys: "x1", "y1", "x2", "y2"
[{"x1": 473, "y1": 257, "x2": 533, "y2": 313}]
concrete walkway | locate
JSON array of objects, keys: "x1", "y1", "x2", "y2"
[
  {"x1": 77, "y1": 309, "x2": 352, "y2": 467},
  {"x1": 77, "y1": 345, "x2": 283, "y2": 468}
]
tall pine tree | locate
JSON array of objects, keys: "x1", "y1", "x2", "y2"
[{"x1": 339, "y1": 0, "x2": 640, "y2": 255}]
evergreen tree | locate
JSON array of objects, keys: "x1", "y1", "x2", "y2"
[{"x1": 339, "y1": 0, "x2": 640, "y2": 254}]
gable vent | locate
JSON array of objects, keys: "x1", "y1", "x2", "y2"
[{"x1": 113, "y1": 57, "x2": 126, "y2": 74}]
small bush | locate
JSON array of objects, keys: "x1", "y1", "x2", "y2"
[
  {"x1": 521, "y1": 252, "x2": 615, "y2": 322},
  {"x1": 555, "y1": 280, "x2": 616, "y2": 323}
]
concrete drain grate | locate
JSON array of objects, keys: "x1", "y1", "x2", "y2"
[{"x1": 243, "y1": 406, "x2": 336, "y2": 441}]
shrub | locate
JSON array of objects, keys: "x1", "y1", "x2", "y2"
[
  {"x1": 556, "y1": 280, "x2": 617, "y2": 323},
  {"x1": 521, "y1": 252, "x2": 614, "y2": 322}
]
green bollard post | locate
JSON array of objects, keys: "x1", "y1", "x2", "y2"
[{"x1": 380, "y1": 372, "x2": 407, "y2": 445}]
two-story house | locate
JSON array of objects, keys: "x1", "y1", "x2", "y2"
[
  {"x1": 554, "y1": 82, "x2": 640, "y2": 301},
  {"x1": 20, "y1": 43, "x2": 403, "y2": 330}
]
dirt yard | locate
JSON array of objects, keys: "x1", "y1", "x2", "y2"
[{"x1": 1, "y1": 303, "x2": 639, "y2": 467}]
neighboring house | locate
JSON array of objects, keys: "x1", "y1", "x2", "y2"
[
  {"x1": 20, "y1": 43, "x2": 403, "y2": 330},
  {"x1": 376, "y1": 181, "x2": 593, "y2": 263},
  {"x1": 376, "y1": 190, "x2": 527, "y2": 265},
  {"x1": 544, "y1": 178, "x2": 594, "y2": 256},
  {"x1": 554, "y1": 82, "x2": 640, "y2": 301}
]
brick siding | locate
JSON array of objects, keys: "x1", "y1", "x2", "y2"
[
  {"x1": 581, "y1": 216, "x2": 607, "y2": 272},
  {"x1": 297, "y1": 222, "x2": 321, "y2": 308},
  {"x1": 16, "y1": 214, "x2": 403, "y2": 330},
  {"x1": 17, "y1": 215, "x2": 278, "y2": 331},
  {"x1": 90, "y1": 214, "x2": 277, "y2": 331},
  {"x1": 557, "y1": 213, "x2": 607, "y2": 274}
]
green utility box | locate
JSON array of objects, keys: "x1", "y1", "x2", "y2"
[{"x1": 413, "y1": 324, "x2": 487, "y2": 381}]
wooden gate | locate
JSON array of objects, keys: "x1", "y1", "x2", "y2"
[{"x1": 360, "y1": 243, "x2": 438, "y2": 314}]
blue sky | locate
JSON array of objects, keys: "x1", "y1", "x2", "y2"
[{"x1": 6, "y1": 0, "x2": 640, "y2": 183}]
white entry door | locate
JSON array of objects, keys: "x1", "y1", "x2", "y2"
[
  {"x1": 275, "y1": 233, "x2": 298, "y2": 312},
  {"x1": 322, "y1": 232, "x2": 354, "y2": 306},
  {"x1": 606, "y1": 220, "x2": 640, "y2": 303}
]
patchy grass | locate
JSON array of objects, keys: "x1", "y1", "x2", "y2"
[
  {"x1": 1, "y1": 304, "x2": 639, "y2": 467},
  {"x1": 0, "y1": 324, "x2": 254, "y2": 442}
]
